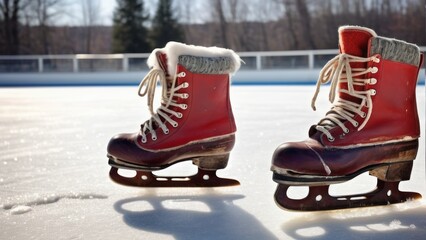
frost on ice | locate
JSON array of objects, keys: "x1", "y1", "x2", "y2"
[
  {"x1": 2, "y1": 193, "x2": 107, "y2": 215},
  {"x1": 10, "y1": 205, "x2": 32, "y2": 215}
]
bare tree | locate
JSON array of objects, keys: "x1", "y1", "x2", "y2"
[
  {"x1": 2, "y1": 0, "x2": 425, "y2": 55},
  {"x1": 0, "y1": 0, "x2": 21, "y2": 54},
  {"x1": 81, "y1": 0, "x2": 100, "y2": 53},
  {"x1": 27, "y1": 0, "x2": 64, "y2": 54},
  {"x1": 281, "y1": 0, "x2": 299, "y2": 49},
  {"x1": 213, "y1": 0, "x2": 229, "y2": 48},
  {"x1": 295, "y1": 0, "x2": 316, "y2": 49}
]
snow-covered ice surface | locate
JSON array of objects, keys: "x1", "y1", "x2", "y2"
[{"x1": 0, "y1": 85, "x2": 425, "y2": 240}]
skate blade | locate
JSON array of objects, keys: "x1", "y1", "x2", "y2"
[
  {"x1": 274, "y1": 179, "x2": 422, "y2": 211},
  {"x1": 272, "y1": 163, "x2": 385, "y2": 186},
  {"x1": 109, "y1": 167, "x2": 240, "y2": 188}
]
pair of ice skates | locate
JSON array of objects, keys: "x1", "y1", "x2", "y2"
[{"x1": 107, "y1": 26, "x2": 424, "y2": 211}]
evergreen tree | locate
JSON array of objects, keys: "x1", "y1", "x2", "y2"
[
  {"x1": 149, "y1": 0, "x2": 184, "y2": 48},
  {"x1": 112, "y1": 0, "x2": 150, "y2": 53}
]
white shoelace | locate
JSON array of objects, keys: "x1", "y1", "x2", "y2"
[
  {"x1": 137, "y1": 69, "x2": 188, "y2": 142},
  {"x1": 311, "y1": 53, "x2": 380, "y2": 141}
]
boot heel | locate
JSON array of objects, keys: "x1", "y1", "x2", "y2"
[
  {"x1": 369, "y1": 161, "x2": 413, "y2": 181},
  {"x1": 193, "y1": 154, "x2": 230, "y2": 170}
]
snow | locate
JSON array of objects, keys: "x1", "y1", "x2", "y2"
[{"x1": 0, "y1": 85, "x2": 425, "y2": 240}]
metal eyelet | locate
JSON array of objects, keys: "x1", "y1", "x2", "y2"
[
  {"x1": 141, "y1": 138, "x2": 147, "y2": 143},
  {"x1": 354, "y1": 122, "x2": 359, "y2": 127},
  {"x1": 328, "y1": 137, "x2": 335, "y2": 142},
  {"x1": 181, "y1": 104, "x2": 188, "y2": 110},
  {"x1": 344, "y1": 128, "x2": 349, "y2": 133},
  {"x1": 183, "y1": 93, "x2": 189, "y2": 99},
  {"x1": 369, "y1": 78, "x2": 377, "y2": 85},
  {"x1": 361, "y1": 112, "x2": 366, "y2": 118},
  {"x1": 178, "y1": 72, "x2": 186, "y2": 78},
  {"x1": 182, "y1": 82, "x2": 189, "y2": 88},
  {"x1": 163, "y1": 129, "x2": 169, "y2": 134},
  {"x1": 172, "y1": 122, "x2": 179, "y2": 128},
  {"x1": 177, "y1": 113, "x2": 183, "y2": 118},
  {"x1": 370, "y1": 67, "x2": 378, "y2": 74},
  {"x1": 151, "y1": 136, "x2": 157, "y2": 141},
  {"x1": 370, "y1": 89, "x2": 377, "y2": 95},
  {"x1": 373, "y1": 56, "x2": 381, "y2": 63}
]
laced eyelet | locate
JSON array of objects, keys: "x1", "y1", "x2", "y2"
[
  {"x1": 182, "y1": 82, "x2": 189, "y2": 88},
  {"x1": 372, "y1": 57, "x2": 381, "y2": 63},
  {"x1": 177, "y1": 113, "x2": 183, "y2": 118},
  {"x1": 370, "y1": 89, "x2": 377, "y2": 95},
  {"x1": 181, "y1": 104, "x2": 188, "y2": 110},
  {"x1": 177, "y1": 72, "x2": 186, "y2": 78},
  {"x1": 361, "y1": 112, "x2": 366, "y2": 118},
  {"x1": 172, "y1": 122, "x2": 179, "y2": 128},
  {"x1": 369, "y1": 78, "x2": 377, "y2": 85},
  {"x1": 354, "y1": 122, "x2": 359, "y2": 127},
  {"x1": 183, "y1": 93, "x2": 189, "y2": 99},
  {"x1": 141, "y1": 138, "x2": 147, "y2": 143},
  {"x1": 327, "y1": 137, "x2": 335, "y2": 142},
  {"x1": 344, "y1": 128, "x2": 349, "y2": 133},
  {"x1": 163, "y1": 129, "x2": 169, "y2": 134},
  {"x1": 151, "y1": 136, "x2": 157, "y2": 141},
  {"x1": 370, "y1": 67, "x2": 378, "y2": 74}
]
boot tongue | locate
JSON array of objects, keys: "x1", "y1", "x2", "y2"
[
  {"x1": 141, "y1": 51, "x2": 180, "y2": 135},
  {"x1": 156, "y1": 52, "x2": 170, "y2": 78},
  {"x1": 337, "y1": 27, "x2": 376, "y2": 99},
  {"x1": 338, "y1": 26, "x2": 376, "y2": 57},
  {"x1": 336, "y1": 26, "x2": 377, "y2": 96},
  {"x1": 142, "y1": 52, "x2": 173, "y2": 132},
  {"x1": 154, "y1": 52, "x2": 181, "y2": 129},
  {"x1": 310, "y1": 27, "x2": 377, "y2": 140},
  {"x1": 155, "y1": 51, "x2": 175, "y2": 90},
  {"x1": 339, "y1": 26, "x2": 377, "y2": 93}
]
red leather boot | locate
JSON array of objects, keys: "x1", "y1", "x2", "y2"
[
  {"x1": 108, "y1": 42, "x2": 241, "y2": 187},
  {"x1": 271, "y1": 26, "x2": 423, "y2": 210}
]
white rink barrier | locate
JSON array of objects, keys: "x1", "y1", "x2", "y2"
[{"x1": 0, "y1": 48, "x2": 424, "y2": 86}]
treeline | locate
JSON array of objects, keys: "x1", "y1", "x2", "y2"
[
  {"x1": 187, "y1": 0, "x2": 425, "y2": 51},
  {"x1": 0, "y1": 0, "x2": 425, "y2": 55}
]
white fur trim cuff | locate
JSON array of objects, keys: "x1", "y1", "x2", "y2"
[{"x1": 147, "y1": 42, "x2": 241, "y2": 75}]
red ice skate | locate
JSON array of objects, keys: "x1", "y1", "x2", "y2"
[
  {"x1": 271, "y1": 26, "x2": 423, "y2": 211},
  {"x1": 107, "y1": 42, "x2": 241, "y2": 187}
]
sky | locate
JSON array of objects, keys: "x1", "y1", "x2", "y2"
[
  {"x1": 52, "y1": 0, "x2": 214, "y2": 26},
  {"x1": 52, "y1": 0, "x2": 280, "y2": 26},
  {"x1": 56, "y1": 0, "x2": 164, "y2": 26},
  {"x1": 57, "y1": 0, "x2": 116, "y2": 26},
  {"x1": 97, "y1": 0, "x2": 116, "y2": 25}
]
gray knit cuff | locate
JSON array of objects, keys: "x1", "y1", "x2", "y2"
[
  {"x1": 178, "y1": 55, "x2": 237, "y2": 74},
  {"x1": 370, "y1": 37, "x2": 420, "y2": 66}
]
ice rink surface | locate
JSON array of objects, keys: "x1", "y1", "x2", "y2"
[{"x1": 0, "y1": 85, "x2": 425, "y2": 240}]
